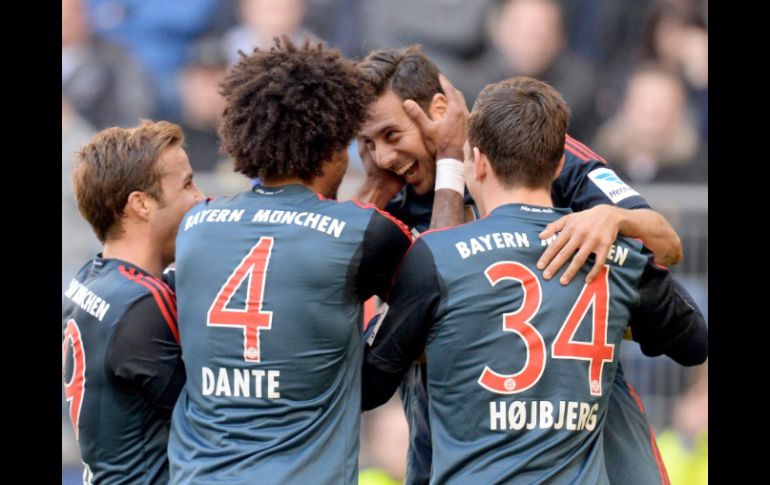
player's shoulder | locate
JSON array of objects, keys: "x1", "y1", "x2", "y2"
[
  {"x1": 416, "y1": 218, "x2": 480, "y2": 249},
  {"x1": 63, "y1": 259, "x2": 175, "y2": 328},
  {"x1": 335, "y1": 199, "x2": 411, "y2": 237},
  {"x1": 563, "y1": 134, "x2": 607, "y2": 165}
]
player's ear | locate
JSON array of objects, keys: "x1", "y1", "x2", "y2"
[
  {"x1": 553, "y1": 153, "x2": 566, "y2": 181},
  {"x1": 125, "y1": 191, "x2": 152, "y2": 221},
  {"x1": 428, "y1": 92, "x2": 448, "y2": 119},
  {"x1": 473, "y1": 146, "x2": 486, "y2": 182}
]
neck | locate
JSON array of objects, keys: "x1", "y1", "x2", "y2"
[
  {"x1": 102, "y1": 233, "x2": 166, "y2": 278},
  {"x1": 479, "y1": 183, "x2": 553, "y2": 216},
  {"x1": 262, "y1": 176, "x2": 330, "y2": 199}
]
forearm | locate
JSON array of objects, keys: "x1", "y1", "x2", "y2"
[
  {"x1": 430, "y1": 189, "x2": 465, "y2": 229},
  {"x1": 430, "y1": 153, "x2": 465, "y2": 229},
  {"x1": 618, "y1": 208, "x2": 683, "y2": 266}
]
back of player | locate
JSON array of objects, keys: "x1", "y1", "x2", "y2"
[
  {"x1": 62, "y1": 259, "x2": 179, "y2": 484},
  {"x1": 417, "y1": 206, "x2": 648, "y2": 484},
  {"x1": 169, "y1": 186, "x2": 409, "y2": 484}
]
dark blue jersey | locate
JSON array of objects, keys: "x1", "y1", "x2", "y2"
[
  {"x1": 62, "y1": 257, "x2": 184, "y2": 485},
  {"x1": 604, "y1": 364, "x2": 672, "y2": 485},
  {"x1": 363, "y1": 204, "x2": 706, "y2": 484},
  {"x1": 385, "y1": 136, "x2": 653, "y2": 484},
  {"x1": 168, "y1": 184, "x2": 411, "y2": 485}
]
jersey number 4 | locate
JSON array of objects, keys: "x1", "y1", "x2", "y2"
[
  {"x1": 207, "y1": 237, "x2": 274, "y2": 362},
  {"x1": 62, "y1": 319, "x2": 86, "y2": 439},
  {"x1": 478, "y1": 262, "x2": 614, "y2": 397}
]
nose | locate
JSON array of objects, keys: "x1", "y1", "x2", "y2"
[
  {"x1": 374, "y1": 143, "x2": 399, "y2": 171},
  {"x1": 193, "y1": 183, "x2": 205, "y2": 202}
]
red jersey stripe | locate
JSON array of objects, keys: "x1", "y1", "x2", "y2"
[{"x1": 119, "y1": 266, "x2": 180, "y2": 343}]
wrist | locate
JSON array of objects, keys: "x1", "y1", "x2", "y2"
[
  {"x1": 611, "y1": 206, "x2": 632, "y2": 236},
  {"x1": 434, "y1": 158, "x2": 465, "y2": 196},
  {"x1": 436, "y1": 147, "x2": 464, "y2": 160}
]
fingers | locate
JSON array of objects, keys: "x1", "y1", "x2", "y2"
[
  {"x1": 537, "y1": 218, "x2": 569, "y2": 270},
  {"x1": 585, "y1": 240, "x2": 612, "y2": 284},
  {"x1": 403, "y1": 99, "x2": 432, "y2": 131},
  {"x1": 539, "y1": 218, "x2": 566, "y2": 243},
  {"x1": 541, "y1": 237, "x2": 579, "y2": 281},
  {"x1": 584, "y1": 256, "x2": 605, "y2": 285},
  {"x1": 439, "y1": 74, "x2": 467, "y2": 111},
  {"x1": 559, "y1": 245, "x2": 593, "y2": 285}
]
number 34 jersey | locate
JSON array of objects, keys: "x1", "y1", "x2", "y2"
[
  {"x1": 364, "y1": 203, "x2": 703, "y2": 485},
  {"x1": 168, "y1": 184, "x2": 411, "y2": 485}
]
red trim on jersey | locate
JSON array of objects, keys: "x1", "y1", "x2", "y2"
[
  {"x1": 351, "y1": 199, "x2": 413, "y2": 241},
  {"x1": 565, "y1": 135, "x2": 607, "y2": 164},
  {"x1": 142, "y1": 276, "x2": 178, "y2": 319},
  {"x1": 118, "y1": 266, "x2": 180, "y2": 343},
  {"x1": 627, "y1": 383, "x2": 671, "y2": 485},
  {"x1": 571, "y1": 136, "x2": 607, "y2": 163},
  {"x1": 564, "y1": 140, "x2": 592, "y2": 162}
]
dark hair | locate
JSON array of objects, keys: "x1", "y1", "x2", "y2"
[
  {"x1": 73, "y1": 120, "x2": 184, "y2": 242},
  {"x1": 468, "y1": 77, "x2": 569, "y2": 188},
  {"x1": 218, "y1": 36, "x2": 373, "y2": 181},
  {"x1": 357, "y1": 45, "x2": 443, "y2": 111}
]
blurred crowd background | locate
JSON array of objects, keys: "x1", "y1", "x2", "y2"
[{"x1": 62, "y1": 0, "x2": 708, "y2": 483}]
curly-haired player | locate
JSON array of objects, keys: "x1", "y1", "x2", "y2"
[
  {"x1": 218, "y1": 37, "x2": 373, "y2": 196},
  {"x1": 167, "y1": 37, "x2": 413, "y2": 485}
]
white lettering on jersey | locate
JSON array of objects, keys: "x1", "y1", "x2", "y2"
[
  {"x1": 63, "y1": 279, "x2": 111, "y2": 322},
  {"x1": 455, "y1": 232, "x2": 531, "y2": 259},
  {"x1": 201, "y1": 366, "x2": 281, "y2": 399},
  {"x1": 488, "y1": 400, "x2": 600, "y2": 432}
]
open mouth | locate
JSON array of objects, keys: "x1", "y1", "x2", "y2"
[
  {"x1": 394, "y1": 160, "x2": 416, "y2": 176},
  {"x1": 393, "y1": 161, "x2": 421, "y2": 186}
]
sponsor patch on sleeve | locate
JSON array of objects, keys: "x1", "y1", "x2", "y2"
[
  {"x1": 587, "y1": 168, "x2": 640, "y2": 203},
  {"x1": 366, "y1": 303, "x2": 389, "y2": 346}
]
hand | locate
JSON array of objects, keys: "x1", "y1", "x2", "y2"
[
  {"x1": 356, "y1": 137, "x2": 404, "y2": 203},
  {"x1": 402, "y1": 74, "x2": 469, "y2": 160},
  {"x1": 537, "y1": 205, "x2": 621, "y2": 285}
]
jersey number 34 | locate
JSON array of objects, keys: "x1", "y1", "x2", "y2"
[{"x1": 478, "y1": 262, "x2": 614, "y2": 397}]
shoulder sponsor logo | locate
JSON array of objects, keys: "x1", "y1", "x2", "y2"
[{"x1": 587, "y1": 168, "x2": 640, "y2": 203}]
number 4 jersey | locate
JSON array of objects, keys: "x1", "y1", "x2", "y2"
[
  {"x1": 168, "y1": 184, "x2": 411, "y2": 485},
  {"x1": 363, "y1": 203, "x2": 706, "y2": 485}
]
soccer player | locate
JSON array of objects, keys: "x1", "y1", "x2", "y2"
[
  {"x1": 61, "y1": 120, "x2": 205, "y2": 483},
  {"x1": 354, "y1": 46, "x2": 691, "y2": 485},
  {"x1": 167, "y1": 38, "x2": 413, "y2": 485},
  {"x1": 362, "y1": 77, "x2": 707, "y2": 484}
]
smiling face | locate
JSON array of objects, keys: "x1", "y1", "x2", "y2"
[{"x1": 359, "y1": 90, "x2": 437, "y2": 195}]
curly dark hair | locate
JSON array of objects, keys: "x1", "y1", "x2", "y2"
[{"x1": 219, "y1": 37, "x2": 374, "y2": 181}]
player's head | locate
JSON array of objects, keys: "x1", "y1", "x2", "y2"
[
  {"x1": 466, "y1": 76, "x2": 568, "y2": 196},
  {"x1": 219, "y1": 36, "x2": 372, "y2": 198},
  {"x1": 73, "y1": 120, "x2": 204, "y2": 262},
  {"x1": 357, "y1": 45, "x2": 448, "y2": 194}
]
